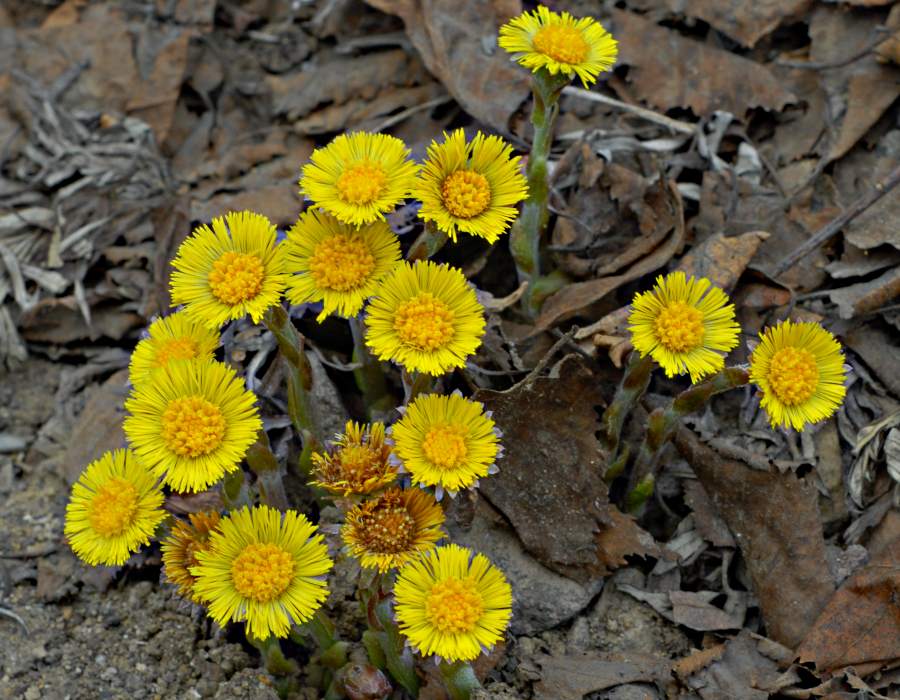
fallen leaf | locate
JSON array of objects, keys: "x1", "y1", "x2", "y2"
[
  {"x1": 829, "y1": 266, "x2": 900, "y2": 319},
  {"x1": 191, "y1": 182, "x2": 302, "y2": 229},
  {"x1": 827, "y1": 70, "x2": 900, "y2": 163},
  {"x1": 618, "y1": 585, "x2": 743, "y2": 632},
  {"x1": 664, "y1": 0, "x2": 812, "y2": 47},
  {"x1": 364, "y1": 0, "x2": 530, "y2": 133},
  {"x1": 683, "y1": 480, "x2": 736, "y2": 548},
  {"x1": 681, "y1": 631, "x2": 784, "y2": 699},
  {"x1": 844, "y1": 325, "x2": 900, "y2": 397},
  {"x1": 675, "y1": 428, "x2": 835, "y2": 648},
  {"x1": 533, "y1": 652, "x2": 671, "y2": 700},
  {"x1": 475, "y1": 356, "x2": 657, "y2": 583},
  {"x1": 798, "y1": 537, "x2": 900, "y2": 672},
  {"x1": 535, "y1": 179, "x2": 685, "y2": 332},
  {"x1": 845, "y1": 188, "x2": 900, "y2": 251},
  {"x1": 126, "y1": 30, "x2": 191, "y2": 144},
  {"x1": 672, "y1": 644, "x2": 727, "y2": 680},
  {"x1": 826, "y1": 243, "x2": 900, "y2": 279},
  {"x1": 611, "y1": 9, "x2": 795, "y2": 117}
]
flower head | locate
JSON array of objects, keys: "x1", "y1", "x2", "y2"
[
  {"x1": 162, "y1": 511, "x2": 222, "y2": 603},
  {"x1": 394, "y1": 544, "x2": 512, "y2": 662},
  {"x1": 750, "y1": 320, "x2": 847, "y2": 432},
  {"x1": 311, "y1": 421, "x2": 397, "y2": 497},
  {"x1": 390, "y1": 393, "x2": 500, "y2": 497},
  {"x1": 124, "y1": 358, "x2": 262, "y2": 493},
  {"x1": 284, "y1": 209, "x2": 401, "y2": 321},
  {"x1": 499, "y1": 6, "x2": 618, "y2": 87},
  {"x1": 414, "y1": 130, "x2": 527, "y2": 244},
  {"x1": 628, "y1": 271, "x2": 740, "y2": 383},
  {"x1": 365, "y1": 261, "x2": 485, "y2": 376},
  {"x1": 170, "y1": 211, "x2": 288, "y2": 329},
  {"x1": 299, "y1": 132, "x2": 418, "y2": 227},
  {"x1": 191, "y1": 505, "x2": 332, "y2": 640},
  {"x1": 129, "y1": 310, "x2": 220, "y2": 386},
  {"x1": 342, "y1": 488, "x2": 445, "y2": 572},
  {"x1": 64, "y1": 449, "x2": 166, "y2": 566}
]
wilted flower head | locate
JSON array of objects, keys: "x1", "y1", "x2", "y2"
[
  {"x1": 311, "y1": 421, "x2": 397, "y2": 497},
  {"x1": 162, "y1": 510, "x2": 222, "y2": 603}
]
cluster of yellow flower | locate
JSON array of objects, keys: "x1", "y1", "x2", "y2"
[{"x1": 628, "y1": 271, "x2": 848, "y2": 431}]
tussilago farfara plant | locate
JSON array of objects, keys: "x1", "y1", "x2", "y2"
[{"x1": 63, "y1": 5, "x2": 848, "y2": 698}]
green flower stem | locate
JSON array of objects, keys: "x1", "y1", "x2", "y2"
[
  {"x1": 373, "y1": 596, "x2": 419, "y2": 696},
  {"x1": 626, "y1": 367, "x2": 750, "y2": 511},
  {"x1": 407, "y1": 221, "x2": 450, "y2": 262},
  {"x1": 402, "y1": 369, "x2": 435, "y2": 404},
  {"x1": 263, "y1": 305, "x2": 323, "y2": 473},
  {"x1": 509, "y1": 68, "x2": 570, "y2": 282},
  {"x1": 221, "y1": 468, "x2": 251, "y2": 509},
  {"x1": 250, "y1": 635, "x2": 298, "y2": 697},
  {"x1": 440, "y1": 660, "x2": 481, "y2": 700},
  {"x1": 245, "y1": 430, "x2": 289, "y2": 511},
  {"x1": 600, "y1": 353, "x2": 655, "y2": 482},
  {"x1": 349, "y1": 316, "x2": 393, "y2": 419}
]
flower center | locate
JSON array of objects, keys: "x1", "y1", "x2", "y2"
[
  {"x1": 533, "y1": 24, "x2": 589, "y2": 65},
  {"x1": 208, "y1": 251, "x2": 265, "y2": 305},
  {"x1": 441, "y1": 169, "x2": 492, "y2": 219},
  {"x1": 393, "y1": 292, "x2": 456, "y2": 351},
  {"x1": 654, "y1": 302, "x2": 705, "y2": 353},
  {"x1": 308, "y1": 234, "x2": 377, "y2": 292},
  {"x1": 425, "y1": 576, "x2": 483, "y2": 634},
  {"x1": 358, "y1": 501, "x2": 416, "y2": 554},
  {"x1": 768, "y1": 346, "x2": 820, "y2": 406},
  {"x1": 153, "y1": 336, "x2": 199, "y2": 368},
  {"x1": 89, "y1": 478, "x2": 139, "y2": 538},
  {"x1": 231, "y1": 542, "x2": 294, "y2": 603},
  {"x1": 338, "y1": 444, "x2": 386, "y2": 484},
  {"x1": 336, "y1": 162, "x2": 387, "y2": 205},
  {"x1": 161, "y1": 395, "x2": 227, "y2": 457},
  {"x1": 422, "y1": 424, "x2": 469, "y2": 469}
]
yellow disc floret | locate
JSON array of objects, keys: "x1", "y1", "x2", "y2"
[
  {"x1": 767, "y1": 346, "x2": 820, "y2": 406},
  {"x1": 153, "y1": 336, "x2": 200, "y2": 367},
  {"x1": 88, "y1": 478, "x2": 139, "y2": 538},
  {"x1": 208, "y1": 251, "x2": 265, "y2": 305},
  {"x1": 422, "y1": 424, "x2": 469, "y2": 470},
  {"x1": 354, "y1": 500, "x2": 416, "y2": 555},
  {"x1": 231, "y1": 543, "x2": 295, "y2": 603},
  {"x1": 336, "y1": 162, "x2": 388, "y2": 205},
  {"x1": 533, "y1": 24, "x2": 589, "y2": 65},
  {"x1": 653, "y1": 301, "x2": 705, "y2": 353},
  {"x1": 393, "y1": 293, "x2": 456, "y2": 352},
  {"x1": 161, "y1": 395, "x2": 227, "y2": 457},
  {"x1": 426, "y1": 577, "x2": 484, "y2": 634},
  {"x1": 308, "y1": 235, "x2": 376, "y2": 292},
  {"x1": 441, "y1": 169, "x2": 492, "y2": 219}
]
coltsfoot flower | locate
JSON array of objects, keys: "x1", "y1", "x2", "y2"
[
  {"x1": 628, "y1": 271, "x2": 740, "y2": 383},
  {"x1": 414, "y1": 129, "x2": 528, "y2": 244},
  {"x1": 394, "y1": 544, "x2": 512, "y2": 662},
  {"x1": 499, "y1": 5, "x2": 618, "y2": 87},
  {"x1": 341, "y1": 488, "x2": 445, "y2": 572},
  {"x1": 311, "y1": 421, "x2": 397, "y2": 497},
  {"x1": 390, "y1": 393, "x2": 500, "y2": 498},
  {"x1": 170, "y1": 211, "x2": 288, "y2": 329},
  {"x1": 284, "y1": 209, "x2": 401, "y2": 321},
  {"x1": 750, "y1": 320, "x2": 847, "y2": 432},
  {"x1": 191, "y1": 505, "x2": 333, "y2": 640},
  {"x1": 129, "y1": 310, "x2": 220, "y2": 386},
  {"x1": 162, "y1": 510, "x2": 222, "y2": 603},
  {"x1": 64, "y1": 449, "x2": 166, "y2": 566},
  {"x1": 365, "y1": 261, "x2": 486, "y2": 376},
  {"x1": 124, "y1": 358, "x2": 262, "y2": 493},
  {"x1": 299, "y1": 132, "x2": 418, "y2": 227}
]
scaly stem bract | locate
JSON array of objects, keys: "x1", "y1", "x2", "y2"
[
  {"x1": 509, "y1": 68, "x2": 570, "y2": 284},
  {"x1": 600, "y1": 352, "x2": 655, "y2": 482},
  {"x1": 407, "y1": 220, "x2": 450, "y2": 262},
  {"x1": 626, "y1": 367, "x2": 750, "y2": 511},
  {"x1": 250, "y1": 635, "x2": 298, "y2": 698},
  {"x1": 245, "y1": 430, "x2": 289, "y2": 511},
  {"x1": 439, "y1": 660, "x2": 481, "y2": 700}
]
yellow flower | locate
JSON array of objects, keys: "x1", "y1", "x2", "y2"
[
  {"x1": 394, "y1": 544, "x2": 511, "y2": 662},
  {"x1": 628, "y1": 271, "x2": 740, "y2": 383},
  {"x1": 191, "y1": 505, "x2": 332, "y2": 640},
  {"x1": 311, "y1": 421, "x2": 397, "y2": 497},
  {"x1": 299, "y1": 132, "x2": 418, "y2": 227},
  {"x1": 365, "y1": 261, "x2": 486, "y2": 376},
  {"x1": 498, "y1": 5, "x2": 618, "y2": 87},
  {"x1": 341, "y1": 488, "x2": 445, "y2": 572},
  {"x1": 284, "y1": 209, "x2": 401, "y2": 322},
  {"x1": 414, "y1": 129, "x2": 527, "y2": 244},
  {"x1": 64, "y1": 449, "x2": 166, "y2": 566},
  {"x1": 170, "y1": 211, "x2": 288, "y2": 329},
  {"x1": 750, "y1": 320, "x2": 847, "y2": 432},
  {"x1": 129, "y1": 310, "x2": 220, "y2": 386},
  {"x1": 390, "y1": 393, "x2": 500, "y2": 497},
  {"x1": 123, "y1": 358, "x2": 262, "y2": 493},
  {"x1": 161, "y1": 511, "x2": 222, "y2": 603}
]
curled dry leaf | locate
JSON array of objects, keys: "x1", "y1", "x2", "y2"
[
  {"x1": 661, "y1": 0, "x2": 813, "y2": 48},
  {"x1": 533, "y1": 652, "x2": 671, "y2": 700},
  {"x1": 474, "y1": 356, "x2": 657, "y2": 583},
  {"x1": 829, "y1": 266, "x2": 900, "y2": 319},
  {"x1": 679, "y1": 631, "x2": 786, "y2": 699}
]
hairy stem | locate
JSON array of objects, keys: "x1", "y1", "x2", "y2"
[
  {"x1": 600, "y1": 353, "x2": 655, "y2": 482},
  {"x1": 440, "y1": 660, "x2": 481, "y2": 700}
]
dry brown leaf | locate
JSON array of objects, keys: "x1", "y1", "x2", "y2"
[
  {"x1": 666, "y1": 0, "x2": 812, "y2": 47},
  {"x1": 829, "y1": 266, "x2": 900, "y2": 319},
  {"x1": 611, "y1": 9, "x2": 795, "y2": 116},
  {"x1": 844, "y1": 325, "x2": 900, "y2": 397},
  {"x1": 683, "y1": 480, "x2": 736, "y2": 548},
  {"x1": 675, "y1": 428, "x2": 835, "y2": 648},
  {"x1": 191, "y1": 183, "x2": 302, "y2": 229},
  {"x1": 798, "y1": 538, "x2": 900, "y2": 672},
  {"x1": 827, "y1": 70, "x2": 900, "y2": 163},
  {"x1": 533, "y1": 652, "x2": 671, "y2": 700},
  {"x1": 845, "y1": 188, "x2": 900, "y2": 251},
  {"x1": 126, "y1": 31, "x2": 191, "y2": 144},
  {"x1": 681, "y1": 631, "x2": 784, "y2": 699},
  {"x1": 535, "y1": 179, "x2": 685, "y2": 332},
  {"x1": 673, "y1": 643, "x2": 727, "y2": 679},
  {"x1": 364, "y1": 0, "x2": 530, "y2": 132},
  {"x1": 475, "y1": 356, "x2": 656, "y2": 583}
]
